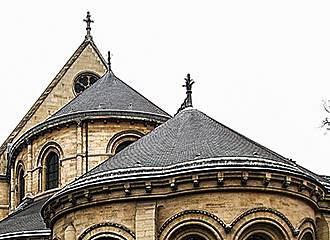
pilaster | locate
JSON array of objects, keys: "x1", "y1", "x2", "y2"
[
  {"x1": 26, "y1": 141, "x2": 33, "y2": 197},
  {"x1": 76, "y1": 120, "x2": 83, "y2": 177},
  {"x1": 135, "y1": 200, "x2": 157, "y2": 240},
  {"x1": 10, "y1": 166, "x2": 15, "y2": 211}
]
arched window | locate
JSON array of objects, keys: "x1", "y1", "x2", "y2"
[
  {"x1": 169, "y1": 224, "x2": 217, "y2": 240},
  {"x1": 115, "y1": 140, "x2": 135, "y2": 154},
  {"x1": 238, "y1": 222, "x2": 286, "y2": 240},
  {"x1": 106, "y1": 130, "x2": 144, "y2": 155},
  {"x1": 18, "y1": 168, "x2": 25, "y2": 203},
  {"x1": 45, "y1": 152, "x2": 59, "y2": 190}
]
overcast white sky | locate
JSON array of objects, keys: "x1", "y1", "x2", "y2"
[{"x1": 1, "y1": 1, "x2": 330, "y2": 175}]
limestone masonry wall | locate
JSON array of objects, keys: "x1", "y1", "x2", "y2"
[
  {"x1": 11, "y1": 119, "x2": 154, "y2": 209},
  {"x1": 51, "y1": 190, "x2": 317, "y2": 240}
]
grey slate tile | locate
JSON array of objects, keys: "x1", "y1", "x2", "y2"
[
  {"x1": 0, "y1": 198, "x2": 48, "y2": 235},
  {"x1": 49, "y1": 71, "x2": 170, "y2": 120}
]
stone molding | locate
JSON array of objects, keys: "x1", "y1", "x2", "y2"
[
  {"x1": 78, "y1": 222, "x2": 135, "y2": 240},
  {"x1": 158, "y1": 210, "x2": 227, "y2": 237},
  {"x1": 106, "y1": 130, "x2": 144, "y2": 154},
  {"x1": 158, "y1": 208, "x2": 302, "y2": 238},
  {"x1": 47, "y1": 157, "x2": 326, "y2": 208},
  {"x1": 36, "y1": 141, "x2": 64, "y2": 167},
  {"x1": 229, "y1": 207, "x2": 299, "y2": 236}
]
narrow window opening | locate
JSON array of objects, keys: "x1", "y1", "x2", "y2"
[
  {"x1": 18, "y1": 169, "x2": 25, "y2": 203},
  {"x1": 46, "y1": 152, "x2": 59, "y2": 190}
]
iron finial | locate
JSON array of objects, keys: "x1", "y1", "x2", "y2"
[
  {"x1": 107, "y1": 51, "x2": 111, "y2": 71},
  {"x1": 183, "y1": 73, "x2": 194, "y2": 108},
  {"x1": 175, "y1": 73, "x2": 195, "y2": 115},
  {"x1": 83, "y1": 11, "x2": 94, "y2": 40}
]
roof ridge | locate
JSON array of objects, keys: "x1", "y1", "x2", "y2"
[{"x1": 113, "y1": 73, "x2": 171, "y2": 117}]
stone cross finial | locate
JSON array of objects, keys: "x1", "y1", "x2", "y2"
[
  {"x1": 183, "y1": 73, "x2": 194, "y2": 107},
  {"x1": 107, "y1": 51, "x2": 111, "y2": 71},
  {"x1": 83, "y1": 11, "x2": 94, "y2": 40}
]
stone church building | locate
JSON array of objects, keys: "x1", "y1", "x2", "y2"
[{"x1": 0, "y1": 12, "x2": 330, "y2": 240}]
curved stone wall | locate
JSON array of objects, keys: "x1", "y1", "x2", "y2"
[{"x1": 10, "y1": 118, "x2": 156, "y2": 208}]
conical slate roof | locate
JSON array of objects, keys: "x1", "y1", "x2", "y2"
[
  {"x1": 48, "y1": 107, "x2": 327, "y2": 199},
  {"x1": 85, "y1": 108, "x2": 289, "y2": 177},
  {"x1": 49, "y1": 71, "x2": 171, "y2": 121}
]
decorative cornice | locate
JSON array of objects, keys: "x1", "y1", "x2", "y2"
[
  {"x1": 47, "y1": 156, "x2": 326, "y2": 202},
  {"x1": 78, "y1": 222, "x2": 135, "y2": 240},
  {"x1": 42, "y1": 167, "x2": 323, "y2": 229}
]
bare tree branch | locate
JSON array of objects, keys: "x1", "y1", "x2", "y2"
[{"x1": 323, "y1": 99, "x2": 330, "y2": 113}]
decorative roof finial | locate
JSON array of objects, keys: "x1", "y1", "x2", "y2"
[
  {"x1": 83, "y1": 11, "x2": 94, "y2": 40},
  {"x1": 107, "y1": 51, "x2": 111, "y2": 71},
  {"x1": 183, "y1": 73, "x2": 194, "y2": 108},
  {"x1": 175, "y1": 73, "x2": 195, "y2": 115}
]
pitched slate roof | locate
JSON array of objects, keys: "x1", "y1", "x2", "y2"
[
  {"x1": 49, "y1": 70, "x2": 171, "y2": 121},
  {"x1": 0, "y1": 198, "x2": 50, "y2": 238}
]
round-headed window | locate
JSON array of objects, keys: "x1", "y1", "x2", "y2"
[
  {"x1": 45, "y1": 152, "x2": 59, "y2": 190},
  {"x1": 107, "y1": 130, "x2": 144, "y2": 155},
  {"x1": 168, "y1": 224, "x2": 217, "y2": 240},
  {"x1": 73, "y1": 72, "x2": 100, "y2": 95},
  {"x1": 115, "y1": 140, "x2": 135, "y2": 154},
  {"x1": 18, "y1": 168, "x2": 25, "y2": 204},
  {"x1": 239, "y1": 222, "x2": 285, "y2": 240}
]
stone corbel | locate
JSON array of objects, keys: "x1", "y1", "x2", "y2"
[
  {"x1": 124, "y1": 183, "x2": 131, "y2": 195},
  {"x1": 217, "y1": 172, "x2": 224, "y2": 185},
  {"x1": 68, "y1": 194, "x2": 76, "y2": 205},
  {"x1": 170, "y1": 178, "x2": 177, "y2": 191},
  {"x1": 145, "y1": 181, "x2": 152, "y2": 193},
  {"x1": 192, "y1": 175, "x2": 199, "y2": 187},
  {"x1": 311, "y1": 186, "x2": 322, "y2": 200},
  {"x1": 84, "y1": 190, "x2": 92, "y2": 201},
  {"x1": 264, "y1": 173, "x2": 271, "y2": 186},
  {"x1": 298, "y1": 180, "x2": 308, "y2": 192},
  {"x1": 282, "y1": 176, "x2": 291, "y2": 188},
  {"x1": 241, "y1": 172, "x2": 248, "y2": 185}
]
